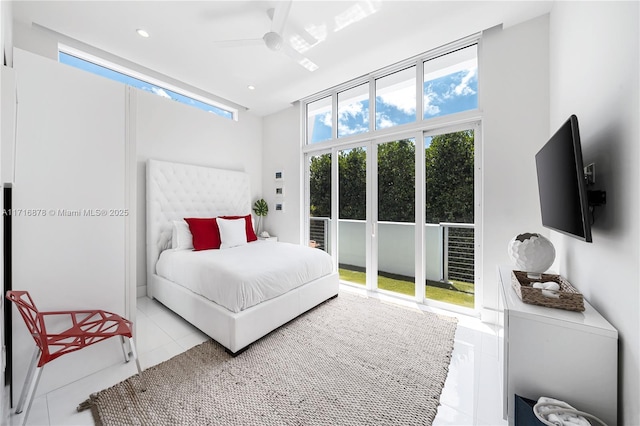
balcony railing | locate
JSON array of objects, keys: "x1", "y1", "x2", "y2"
[
  {"x1": 309, "y1": 217, "x2": 474, "y2": 284},
  {"x1": 309, "y1": 217, "x2": 330, "y2": 250},
  {"x1": 442, "y1": 223, "x2": 474, "y2": 283}
]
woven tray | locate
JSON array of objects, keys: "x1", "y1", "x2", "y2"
[{"x1": 511, "y1": 270, "x2": 585, "y2": 312}]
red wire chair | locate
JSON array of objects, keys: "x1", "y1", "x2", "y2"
[{"x1": 6, "y1": 290, "x2": 145, "y2": 425}]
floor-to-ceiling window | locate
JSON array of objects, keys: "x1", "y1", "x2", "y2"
[{"x1": 303, "y1": 36, "x2": 480, "y2": 313}]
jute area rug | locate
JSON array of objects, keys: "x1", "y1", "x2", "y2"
[{"x1": 80, "y1": 292, "x2": 458, "y2": 425}]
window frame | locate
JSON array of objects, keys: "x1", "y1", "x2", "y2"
[{"x1": 301, "y1": 33, "x2": 480, "y2": 146}]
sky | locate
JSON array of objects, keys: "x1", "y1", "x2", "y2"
[
  {"x1": 309, "y1": 63, "x2": 478, "y2": 144},
  {"x1": 59, "y1": 53, "x2": 233, "y2": 119}
]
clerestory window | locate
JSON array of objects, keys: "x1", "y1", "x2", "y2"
[{"x1": 59, "y1": 50, "x2": 237, "y2": 120}]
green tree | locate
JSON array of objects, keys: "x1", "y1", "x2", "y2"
[
  {"x1": 309, "y1": 131, "x2": 474, "y2": 224},
  {"x1": 338, "y1": 148, "x2": 366, "y2": 220},
  {"x1": 378, "y1": 140, "x2": 415, "y2": 222},
  {"x1": 309, "y1": 153, "x2": 332, "y2": 217},
  {"x1": 425, "y1": 130, "x2": 474, "y2": 223}
]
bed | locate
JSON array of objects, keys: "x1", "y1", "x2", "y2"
[{"x1": 146, "y1": 159, "x2": 339, "y2": 355}]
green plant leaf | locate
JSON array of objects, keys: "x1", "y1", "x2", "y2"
[{"x1": 253, "y1": 198, "x2": 269, "y2": 216}]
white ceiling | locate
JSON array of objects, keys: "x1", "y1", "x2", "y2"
[{"x1": 11, "y1": 1, "x2": 553, "y2": 117}]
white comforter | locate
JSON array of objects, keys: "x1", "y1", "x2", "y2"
[{"x1": 156, "y1": 241, "x2": 334, "y2": 313}]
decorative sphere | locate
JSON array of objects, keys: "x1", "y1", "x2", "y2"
[{"x1": 507, "y1": 233, "x2": 555, "y2": 273}]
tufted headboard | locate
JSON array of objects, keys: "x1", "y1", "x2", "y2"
[{"x1": 146, "y1": 159, "x2": 251, "y2": 282}]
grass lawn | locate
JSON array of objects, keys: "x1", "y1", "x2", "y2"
[{"x1": 339, "y1": 268, "x2": 474, "y2": 309}]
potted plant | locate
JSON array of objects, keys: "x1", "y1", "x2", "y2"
[{"x1": 252, "y1": 198, "x2": 269, "y2": 235}]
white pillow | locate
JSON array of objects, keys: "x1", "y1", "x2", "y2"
[
  {"x1": 217, "y1": 218, "x2": 248, "y2": 249},
  {"x1": 172, "y1": 220, "x2": 194, "y2": 250}
]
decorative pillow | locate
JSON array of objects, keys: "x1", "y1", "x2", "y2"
[
  {"x1": 172, "y1": 220, "x2": 194, "y2": 250},
  {"x1": 184, "y1": 218, "x2": 221, "y2": 250},
  {"x1": 220, "y1": 214, "x2": 258, "y2": 242},
  {"x1": 217, "y1": 218, "x2": 248, "y2": 249}
]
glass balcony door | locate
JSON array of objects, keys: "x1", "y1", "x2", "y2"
[
  {"x1": 306, "y1": 123, "x2": 479, "y2": 313},
  {"x1": 308, "y1": 152, "x2": 332, "y2": 254},
  {"x1": 424, "y1": 126, "x2": 477, "y2": 309},
  {"x1": 375, "y1": 138, "x2": 416, "y2": 297},
  {"x1": 337, "y1": 145, "x2": 368, "y2": 286}
]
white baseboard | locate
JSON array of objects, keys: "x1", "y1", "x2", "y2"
[
  {"x1": 480, "y1": 307, "x2": 501, "y2": 325},
  {"x1": 136, "y1": 285, "x2": 148, "y2": 299},
  {"x1": 2, "y1": 384, "x2": 10, "y2": 426}
]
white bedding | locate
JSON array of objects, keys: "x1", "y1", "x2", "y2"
[{"x1": 156, "y1": 241, "x2": 334, "y2": 313}]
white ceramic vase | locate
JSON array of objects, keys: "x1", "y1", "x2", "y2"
[{"x1": 507, "y1": 233, "x2": 555, "y2": 274}]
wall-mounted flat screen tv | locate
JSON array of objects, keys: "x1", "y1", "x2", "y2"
[{"x1": 535, "y1": 115, "x2": 592, "y2": 242}]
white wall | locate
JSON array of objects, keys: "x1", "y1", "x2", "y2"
[
  {"x1": 1, "y1": 1, "x2": 13, "y2": 66},
  {"x1": 0, "y1": 3, "x2": 8, "y2": 419},
  {"x1": 479, "y1": 16, "x2": 550, "y2": 318},
  {"x1": 11, "y1": 48, "x2": 133, "y2": 397},
  {"x1": 10, "y1": 17, "x2": 265, "y2": 318},
  {"x1": 261, "y1": 105, "x2": 302, "y2": 244},
  {"x1": 549, "y1": 2, "x2": 639, "y2": 424},
  {"x1": 135, "y1": 90, "x2": 263, "y2": 296}
]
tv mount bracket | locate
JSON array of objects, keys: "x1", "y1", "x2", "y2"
[{"x1": 584, "y1": 163, "x2": 606, "y2": 207}]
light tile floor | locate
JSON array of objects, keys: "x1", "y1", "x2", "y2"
[{"x1": 7, "y1": 287, "x2": 506, "y2": 426}]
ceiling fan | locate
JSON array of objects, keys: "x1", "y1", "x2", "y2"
[{"x1": 213, "y1": 0, "x2": 319, "y2": 72}]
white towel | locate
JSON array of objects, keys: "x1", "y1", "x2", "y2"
[
  {"x1": 535, "y1": 397, "x2": 593, "y2": 426},
  {"x1": 533, "y1": 281, "x2": 560, "y2": 291}
]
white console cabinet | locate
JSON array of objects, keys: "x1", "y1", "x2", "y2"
[{"x1": 498, "y1": 266, "x2": 617, "y2": 425}]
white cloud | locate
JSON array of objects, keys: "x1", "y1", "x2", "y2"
[
  {"x1": 423, "y1": 91, "x2": 441, "y2": 116},
  {"x1": 377, "y1": 85, "x2": 416, "y2": 116},
  {"x1": 452, "y1": 68, "x2": 477, "y2": 97},
  {"x1": 338, "y1": 121, "x2": 368, "y2": 136},
  {"x1": 321, "y1": 112, "x2": 332, "y2": 127},
  {"x1": 441, "y1": 68, "x2": 477, "y2": 100},
  {"x1": 375, "y1": 113, "x2": 396, "y2": 129},
  {"x1": 339, "y1": 102, "x2": 365, "y2": 119},
  {"x1": 151, "y1": 87, "x2": 172, "y2": 99},
  {"x1": 335, "y1": 102, "x2": 369, "y2": 136}
]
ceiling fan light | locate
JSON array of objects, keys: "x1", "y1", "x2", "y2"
[{"x1": 263, "y1": 32, "x2": 283, "y2": 51}]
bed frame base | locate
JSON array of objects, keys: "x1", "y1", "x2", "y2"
[
  {"x1": 223, "y1": 293, "x2": 339, "y2": 357},
  {"x1": 150, "y1": 271, "x2": 340, "y2": 355}
]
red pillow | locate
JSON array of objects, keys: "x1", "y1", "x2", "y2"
[
  {"x1": 220, "y1": 215, "x2": 258, "y2": 242},
  {"x1": 184, "y1": 218, "x2": 221, "y2": 250}
]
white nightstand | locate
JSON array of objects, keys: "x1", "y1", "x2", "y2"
[
  {"x1": 498, "y1": 266, "x2": 617, "y2": 425},
  {"x1": 258, "y1": 236, "x2": 278, "y2": 242}
]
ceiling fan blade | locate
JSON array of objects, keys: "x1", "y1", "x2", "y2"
[
  {"x1": 282, "y1": 43, "x2": 319, "y2": 72},
  {"x1": 212, "y1": 38, "x2": 264, "y2": 48},
  {"x1": 271, "y1": 0, "x2": 292, "y2": 35}
]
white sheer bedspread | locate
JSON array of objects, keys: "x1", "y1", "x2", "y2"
[{"x1": 156, "y1": 241, "x2": 334, "y2": 313}]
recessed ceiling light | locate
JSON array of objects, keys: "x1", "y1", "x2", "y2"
[
  {"x1": 136, "y1": 29, "x2": 150, "y2": 38},
  {"x1": 247, "y1": 85, "x2": 256, "y2": 90}
]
